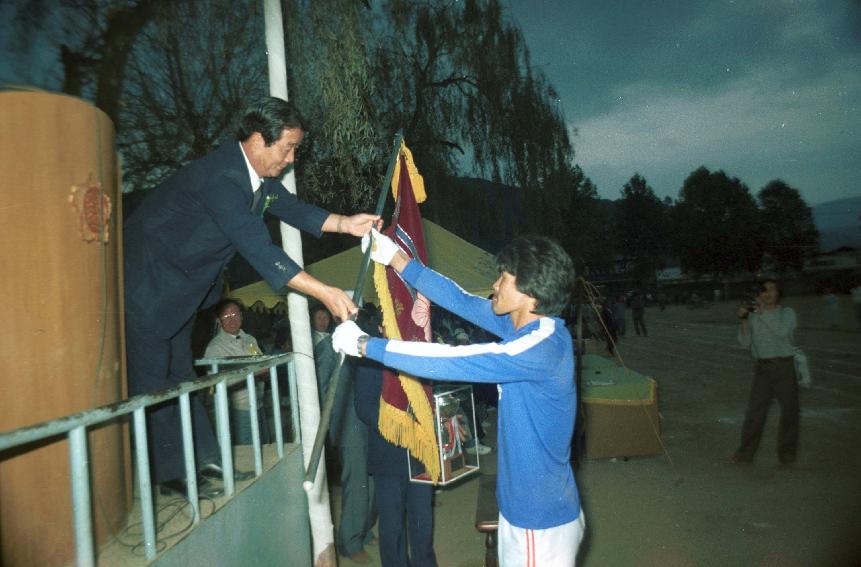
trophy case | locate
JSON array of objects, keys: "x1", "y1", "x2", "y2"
[{"x1": 410, "y1": 385, "x2": 481, "y2": 485}]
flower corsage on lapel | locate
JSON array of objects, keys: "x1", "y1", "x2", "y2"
[{"x1": 260, "y1": 193, "x2": 279, "y2": 217}]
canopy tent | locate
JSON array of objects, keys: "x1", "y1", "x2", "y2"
[
  {"x1": 230, "y1": 219, "x2": 499, "y2": 310},
  {"x1": 230, "y1": 280, "x2": 289, "y2": 314}
]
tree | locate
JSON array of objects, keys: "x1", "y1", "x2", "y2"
[
  {"x1": 282, "y1": 0, "x2": 384, "y2": 213},
  {"x1": 548, "y1": 166, "x2": 613, "y2": 273},
  {"x1": 8, "y1": 0, "x2": 169, "y2": 124},
  {"x1": 614, "y1": 174, "x2": 670, "y2": 284},
  {"x1": 363, "y1": 0, "x2": 572, "y2": 206},
  {"x1": 119, "y1": 0, "x2": 268, "y2": 192},
  {"x1": 672, "y1": 167, "x2": 763, "y2": 278},
  {"x1": 11, "y1": 0, "x2": 573, "y2": 232},
  {"x1": 757, "y1": 180, "x2": 819, "y2": 271}
]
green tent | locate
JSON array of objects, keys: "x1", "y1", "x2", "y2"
[{"x1": 230, "y1": 219, "x2": 498, "y2": 310}]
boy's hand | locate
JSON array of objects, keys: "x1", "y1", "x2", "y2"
[
  {"x1": 332, "y1": 321, "x2": 368, "y2": 357},
  {"x1": 361, "y1": 228, "x2": 400, "y2": 266}
]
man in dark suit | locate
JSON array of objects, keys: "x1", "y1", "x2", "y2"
[{"x1": 124, "y1": 97, "x2": 379, "y2": 495}]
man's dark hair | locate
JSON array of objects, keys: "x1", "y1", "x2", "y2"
[
  {"x1": 310, "y1": 303, "x2": 330, "y2": 318},
  {"x1": 214, "y1": 298, "x2": 243, "y2": 317},
  {"x1": 236, "y1": 97, "x2": 306, "y2": 145},
  {"x1": 495, "y1": 235, "x2": 575, "y2": 317}
]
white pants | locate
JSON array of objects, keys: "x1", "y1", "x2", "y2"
[{"x1": 498, "y1": 510, "x2": 585, "y2": 567}]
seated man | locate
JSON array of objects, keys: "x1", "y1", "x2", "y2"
[{"x1": 204, "y1": 298, "x2": 270, "y2": 446}]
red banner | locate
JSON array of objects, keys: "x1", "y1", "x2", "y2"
[{"x1": 374, "y1": 144, "x2": 440, "y2": 481}]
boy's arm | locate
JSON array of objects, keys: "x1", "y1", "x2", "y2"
[
  {"x1": 363, "y1": 319, "x2": 561, "y2": 385},
  {"x1": 388, "y1": 249, "x2": 510, "y2": 338}
]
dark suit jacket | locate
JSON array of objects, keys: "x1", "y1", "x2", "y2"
[
  {"x1": 353, "y1": 359, "x2": 426, "y2": 476},
  {"x1": 124, "y1": 140, "x2": 329, "y2": 338}
]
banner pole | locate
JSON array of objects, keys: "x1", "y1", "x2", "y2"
[{"x1": 303, "y1": 131, "x2": 404, "y2": 490}]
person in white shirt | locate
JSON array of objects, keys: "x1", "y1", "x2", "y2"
[{"x1": 732, "y1": 279, "x2": 799, "y2": 465}]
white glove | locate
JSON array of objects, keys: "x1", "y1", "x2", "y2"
[
  {"x1": 332, "y1": 320, "x2": 368, "y2": 357},
  {"x1": 361, "y1": 228, "x2": 400, "y2": 266}
]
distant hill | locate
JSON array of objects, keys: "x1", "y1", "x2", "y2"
[{"x1": 812, "y1": 196, "x2": 861, "y2": 252}]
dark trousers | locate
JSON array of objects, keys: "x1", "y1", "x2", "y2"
[
  {"x1": 632, "y1": 309, "x2": 647, "y2": 336},
  {"x1": 337, "y1": 422, "x2": 376, "y2": 556},
  {"x1": 126, "y1": 316, "x2": 219, "y2": 483},
  {"x1": 230, "y1": 405, "x2": 271, "y2": 445},
  {"x1": 735, "y1": 357, "x2": 799, "y2": 463},
  {"x1": 616, "y1": 316, "x2": 626, "y2": 336},
  {"x1": 374, "y1": 470, "x2": 437, "y2": 567}
]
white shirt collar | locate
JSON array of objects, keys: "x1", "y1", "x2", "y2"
[
  {"x1": 312, "y1": 329, "x2": 330, "y2": 346},
  {"x1": 238, "y1": 142, "x2": 264, "y2": 193}
]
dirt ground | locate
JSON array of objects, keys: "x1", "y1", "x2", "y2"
[
  {"x1": 573, "y1": 295, "x2": 861, "y2": 567},
  {"x1": 343, "y1": 294, "x2": 861, "y2": 567},
  {"x1": 97, "y1": 293, "x2": 860, "y2": 566}
]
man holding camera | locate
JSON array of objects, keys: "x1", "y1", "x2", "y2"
[{"x1": 731, "y1": 279, "x2": 800, "y2": 466}]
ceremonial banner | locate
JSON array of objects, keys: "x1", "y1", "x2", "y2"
[{"x1": 374, "y1": 141, "x2": 440, "y2": 482}]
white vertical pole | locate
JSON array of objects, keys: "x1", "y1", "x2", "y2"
[
  {"x1": 179, "y1": 393, "x2": 201, "y2": 523},
  {"x1": 262, "y1": 1, "x2": 334, "y2": 562},
  {"x1": 68, "y1": 427, "x2": 95, "y2": 567},
  {"x1": 247, "y1": 371, "x2": 263, "y2": 474},
  {"x1": 269, "y1": 364, "x2": 285, "y2": 456},
  {"x1": 133, "y1": 409, "x2": 157, "y2": 560}
]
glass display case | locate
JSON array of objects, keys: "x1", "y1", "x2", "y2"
[{"x1": 410, "y1": 384, "x2": 481, "y2": 485}]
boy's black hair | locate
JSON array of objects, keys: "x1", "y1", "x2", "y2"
[{"x1": 495, "y1": 235, "x2": 575, "y2": 317}]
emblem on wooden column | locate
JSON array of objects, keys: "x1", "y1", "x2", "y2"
[{"x1": 69, "y1": 173, "x2": 112, "y2": 243}]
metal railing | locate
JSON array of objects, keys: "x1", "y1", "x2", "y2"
[{"x1": 0, "y1": 353, "x2": 299, "y2": 566}]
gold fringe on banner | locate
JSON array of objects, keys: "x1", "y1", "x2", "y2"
[
  {"x1": 374, "y1": 260, "x2": 441, "y2": 482},
  {"x1": 391, "y1": 141, "x2": 426, "y2": 203}
]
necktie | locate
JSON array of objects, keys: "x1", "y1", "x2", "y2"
[{"x1": 251, "y1": 181, "x2": 263, "y2": 212}]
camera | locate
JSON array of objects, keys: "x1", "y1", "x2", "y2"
[
  {"x1": 739, "y1": 292, "x2": 758, "y2": 316},
  {"x1": 743, "y1": 287, "x2": 761, "y2": 313}
]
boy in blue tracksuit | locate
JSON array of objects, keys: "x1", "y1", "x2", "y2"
[{"x1": 333, "y1": 233, "x2": 584, "y2": 566}]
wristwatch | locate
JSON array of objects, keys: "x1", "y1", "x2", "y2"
[{"x1": 357, "y1": 334, "x2": 370, "y2": 357}]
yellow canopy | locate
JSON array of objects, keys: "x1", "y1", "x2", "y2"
[{"x1": 230, "y1": 219, "x2": 498, "y2": 309}]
